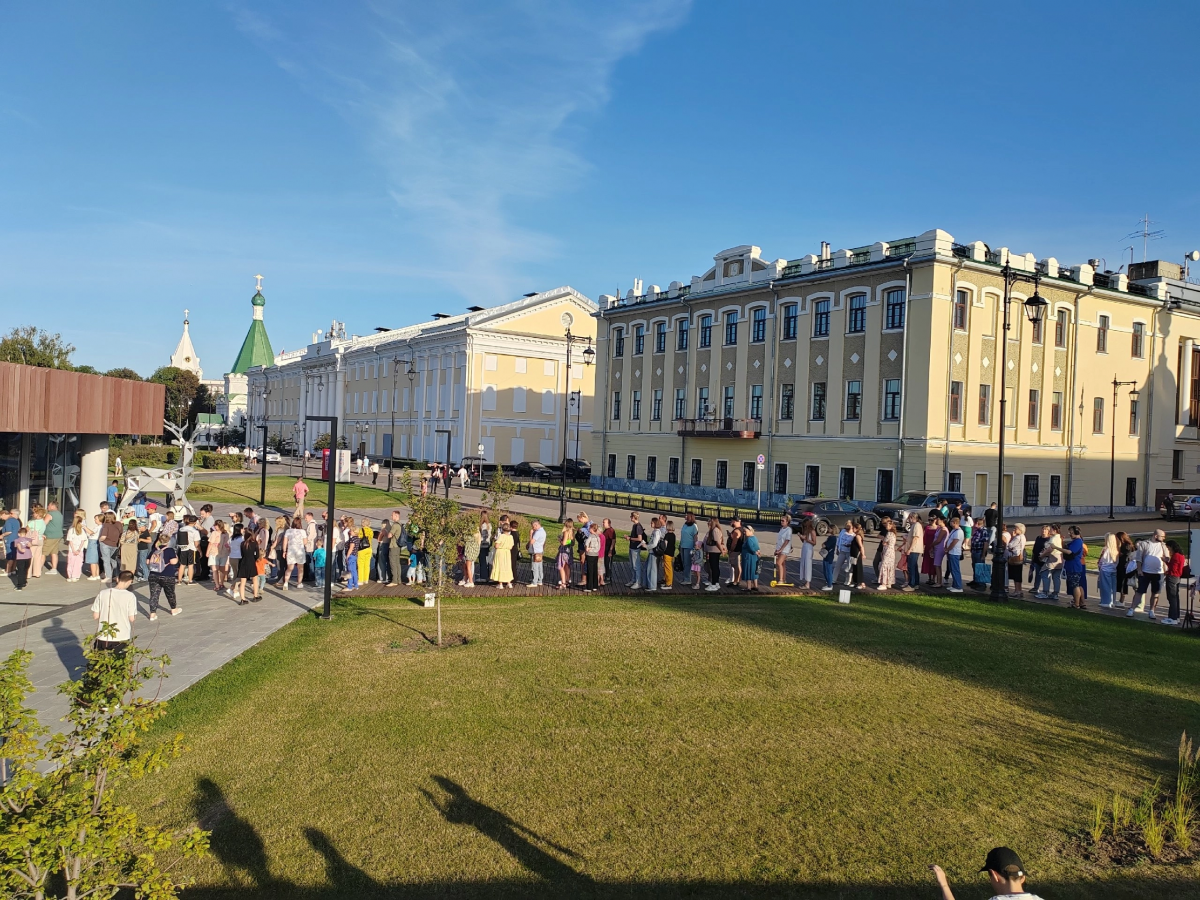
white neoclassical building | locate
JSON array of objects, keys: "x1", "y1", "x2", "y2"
[{"x1": 245, "y1": 287, "x2": 599, "y2": 467}]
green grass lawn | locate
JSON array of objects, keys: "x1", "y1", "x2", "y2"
[
  {"x1": 187, "y1": 476, "x2": 411, "y2": 509},
  {"x1": 122, "y1": 590, "x2": 1200, "y2": 898}
]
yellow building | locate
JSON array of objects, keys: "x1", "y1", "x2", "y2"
[
  {"x1": 592, "y1": 229, "x2": 1200, "y2": 514},
  {"x1": 245, "y1": 287, "x2": 597, "y2": 469}
]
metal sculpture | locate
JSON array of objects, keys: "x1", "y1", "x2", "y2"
[{"x1": 117, "y1": 421, "x2": 197, "y2": 514}]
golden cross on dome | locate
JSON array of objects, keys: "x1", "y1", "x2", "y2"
[{"x1": 254, "y1": 274, "x2": 264, "y2": 291}]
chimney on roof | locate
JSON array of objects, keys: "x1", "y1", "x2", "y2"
[{"x1": 820, "y1": 241, "x2": 831, "y2": 261}]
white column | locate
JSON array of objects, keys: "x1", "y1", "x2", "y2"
[
  {"x1": 1182, "y1": 339, "x2": 1194, "y2": 426},
  {"x1": 79, "y1": 433, "x2": 108, "y2": 517}
]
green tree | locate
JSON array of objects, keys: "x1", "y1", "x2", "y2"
[
  {"x1": 480, "y1": 468, "x2": 516, "y2": 525},
  {"x1": 0, "y1": 634, "x2": 209, "y2": 899},
  {"x1": 104, "y1": 367, "x2": 143, "y2": 381},
  {"x1": 0, "y1": 326, "x2": 75, "y2": 369},
  {"x1": 149, "y1": 367, "x2": 200, "y2": 427},
  {"x1": 72, "y1": 364, "x2": 99, "y2": 375},
  {"x1": 399, "y1": 471, "x2": 477, "y2": 646}
]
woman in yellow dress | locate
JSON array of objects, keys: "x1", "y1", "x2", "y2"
[
  {"x1": 491, "y1": 522, "x2": 515, "y2": 589},
  {"x1": 358, "y1": 518, "x2": 374, "y2": 585}
]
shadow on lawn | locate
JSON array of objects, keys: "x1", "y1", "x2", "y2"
[{"x1": 636, "y1": 590, "x2": 1200, "y2": 760}]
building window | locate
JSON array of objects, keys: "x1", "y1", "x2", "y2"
[
  {"x1": 845, "y1": 380, "x2": 862, "y2": 421},
  {"x1": 613, "y1": 328, "x2": 624, "y2": 357},
  {"x1": 953, "y1": 289, "x2": 968, "y2": 330},
  {"x1": 668, "y1": 457, "x2": 679, "y2": 484},
  {"x1": 978, "y1": 384, "x2": 991, "y2": 425},
  {"x1": 1028, "y1": 389, "x2": 1040, "y2": 428},
  {"x1": 1049, "y1": 475, "x2": 1061, "y2": 507},
  {"x1": 674, "y1": 388, "x2": 685, "y2": 420},
  {"x1": 699, "y1": 315, "x2": 712, "y2": 348},
  {"x1": 1129, "y1": 398, "x2": 1140, "y2": 435},
  {"x1": 877, "y1": 469, "x2": 895, "y2": 503},
  {"x1": 654, "y1": 322, "x2": 667, "y2": 353},
  {"x1": 885, "y1": 289, "x2": 906, "y2": 330},
  {"x1": 647, "y1": 456, "x2": 657, "y2": 483},
  {"x1": 690, "y1": 458, "x2": 702, "y2": 486},
  {"x1": 750, "y1": 384, "x2": 763, "y2": 420},
  {"x1": 634, "y1": 325, "x2": 645, "y2": 355},
  {"x1": 883, "y1": 379, "x2": 901, "y2": 420},
  {"x1": 1132, "y1": 322, "x2": 1145, "y2": 359},
  {"x1": 626, "y1": 455, "x2": 636, "y2": 479},
  {"x1": 676, "y1": 319, "x2": 689, "y2": 351},
  {"x1": 715, "y1": 460, "x2": 728, "y2": 489},
  {"x1": 1126, "y1": 477, "x2": 1137, "y2": 507},
  {"x1": 1055, "y1": 309, "x2": 1068, "y2": 348},
  {"x1": 751, "y1": 307, "x2": 767, "y2": 343},
  {"x1": 780, "y1": 383, "x2": 795, "y2": 420},
  {"x1": 774, "y1": 463, "x2": 788, "y2": 495},
  {"x1": 1023, "y1": 475, "x2": 1039, "y2": 508},
  {"x1": 947, "y1": 472, "x2": 962, "y2": 493},
  {"x1": 949, "y1": 381, "x2": 963, "y2": 423},
  {"x1": 847, "y1": 294, "x2": 866, "y2": 334},
  {"x1": 697, "y1": 387, "x2": 710, "y2": 418},
  {"x1": 1050, "y1": 391, "x2": 1063, "y2": 430},
  {"x1": 838, "y1": 467, "x2": 855, "y2": 500},
  {"x1": 631, "y1": 390, "x2": 641, "y2": 420},
  {"x1": 1097, "y1": 315, "x2": 1109, "y2": 352},
  {"x1": 813, "y1": 299, "x2": 830, "y2": 337},
  {"x1": 652, "y1": 389, "x2": 662, "y2": 421},
  {"x1": 724, "y1": 311, "x2": 739, "y2": 345},
  {"x1": 723, "y1": 385, "x2": 735, "y2": 418},
  {"x1": 1031, "y1": 314, "x2": 1043, "y2": 345},
  {"x1": 1173, "y1": 449, "x2": 1184, "y2": 481},
  {"x1": 742, "y1": 462, "x2": 754, "y2": 491},
  {"x1": 811, "y1": 382, "x2": 826, "y2": 420},
  {"x1": 1093, "y1": 397, "x2": 1104, "y2": 433},
  {"x1": 782, "y1": 304, "x2": 798, "y2": 340},
  {"x1": 804, "y1": 465, "x2": 820, "y2": 497},
  {"x1": 607, "y1": 454, "x2": 616, "y2": 478},
  {"x1": 612, "y1": 391, "x2": 621, "y2": 420}
]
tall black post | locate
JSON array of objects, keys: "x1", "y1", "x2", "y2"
[
  {"x1": 257, "y1": 424, "x2": 268, "y2": 506},
  {"x1": 304, "y1": 414, "x2": 339, "y2": 620}
]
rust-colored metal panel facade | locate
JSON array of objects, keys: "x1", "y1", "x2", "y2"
[{"x1": 0, "y1": 362, "x2": 164, "y2": 434}]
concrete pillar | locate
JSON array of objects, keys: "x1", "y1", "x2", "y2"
[
  {"x1": 79, "y1": 433, "x2": 109, "y2": 517},
  {"x1": 1182, "y1": 339, "x2": 1195, "y2": 426}
]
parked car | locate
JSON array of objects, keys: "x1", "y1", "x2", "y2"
[
  {"x1": 1160, "y1": 495, "x2": 1200, "y2": 520},
  {"x1": 787, "y1": 499, "x2": 877, "y2": 536},
  {"x1": 264, "y1": 449, "x2": 282, "y2": 463},
  {"x1": 513, "y1": 461, "x2": 553, "y2": 480},
  {"x1": 561, "y1": 458, "x2": 591, "y2": 479},
  {"x1": 872, "y1": 491, "x2": 969, "y2": 528}
]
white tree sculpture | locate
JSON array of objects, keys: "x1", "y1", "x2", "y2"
[{"x1": 117, "y1": 422, "x2": 197, "y2": 513}]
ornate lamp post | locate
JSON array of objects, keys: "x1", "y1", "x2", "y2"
[
  {"x1": 989, "y1": 266, "x2": 1048, "y2": 601},
  {"x1": 558, "y1": 316, "x2": 595, "y2": 522},
  {"x1": 387, "y1": 355, "x2": 402, "y2": 492},
  {"x1": 407, "y1": 358, "x2": 417, "y2": 464}
]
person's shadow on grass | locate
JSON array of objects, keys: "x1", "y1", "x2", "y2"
[
  {"x1": 41, "y1": 616, "x2": 87, "y2": 681},
  {"x1": 192, "y1": 778, "x2": 275, "y2": 888},
  {"x1": 422, "y1": 775, "x2": 590, "y2": 883},
  {"x1": 305, "y1": 827, "x2": 377, "y2": 893}
]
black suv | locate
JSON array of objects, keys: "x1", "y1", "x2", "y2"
[
  {"x1": 561, "y1": 458, "x2": 591, "y2": 479},
  {"x1": 872, "y1": 491, "x2": 969, "y2": 528}
]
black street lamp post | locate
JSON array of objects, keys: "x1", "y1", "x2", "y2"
[
  {"x1": 559, "y1": 327, "x2": 595, "y2": 522},
  {"x1": 1109, "y1": 379, "x2": 1141, "y2": 519},
  {"x1": 306, "y1": 413, "x2": 339, "y2": 620},
  {"x1": 989, "y1": 264, "x2": 1049, "y2": 601},
  {"x1": 387, "y1": 355, "x2": 401, "y2": 493}
]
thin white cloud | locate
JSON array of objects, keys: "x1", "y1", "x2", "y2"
[{"x1": 231, "y1": 0, "x2": 691, "y2": 301}]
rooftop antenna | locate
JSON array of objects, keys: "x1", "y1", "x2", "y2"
[
  {"x1": 1186, "y1": 250, "x2": 1200, "y2": 281},
  {"x1": 1124, "y1": 214, "x2": 1166, "y2": 262}
]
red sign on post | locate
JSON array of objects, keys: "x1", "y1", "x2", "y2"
[{"x1": 321, "y1": 448, "x2": 331, "y2": 481}]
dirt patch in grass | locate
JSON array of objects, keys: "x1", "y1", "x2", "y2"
[
  {"x1": 1062, "y1": 826, "x2": 1196, "y2": 869},
  {"x1": 382, "y1": 633, "x2": 468, "y2": 653}
]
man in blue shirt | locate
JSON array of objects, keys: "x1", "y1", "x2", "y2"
[
  {"x1": 2, "y1": 510, "x2": 20, "y2": 576},
  {"x1": 106, "y1": 480, "x2": 120, "y2": 508},
  {"x1": 680, "y1": 512, "x2": 699, "y2": 590}
]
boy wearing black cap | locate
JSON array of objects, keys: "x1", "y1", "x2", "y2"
[{"x1": 930, "y1": 847, "x2": 1044, "y2": 899}]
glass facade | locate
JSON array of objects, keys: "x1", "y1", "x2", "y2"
[
  {"x1": 0, "y1": 432, "x2": 83, "y2": 521},
  {"x1": 0, "y1": 433, "x2": 20, "y2": 514}
]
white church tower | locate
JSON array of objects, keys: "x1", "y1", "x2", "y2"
[{"x1": 170, "y1": 309, "x2": 203, "y2": 379}]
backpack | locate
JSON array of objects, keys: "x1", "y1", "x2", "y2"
[{"x1": 148, "y1": 549, "x2": 165, "y2": 574}]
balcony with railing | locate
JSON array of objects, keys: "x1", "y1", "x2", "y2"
[{"x1": 675, "y1": 417, "x2": 761, "y2": 438}]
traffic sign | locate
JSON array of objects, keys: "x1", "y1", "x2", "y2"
[
  {"x1": 756, "y1": 463, "x2": 765, "y2": 470},
  {"x1": 757, "y1": 453, "x2": 765, "y2": 464}
]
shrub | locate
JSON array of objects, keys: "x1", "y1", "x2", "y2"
[
  {"x1": 111, "y1": 445, "x2": 177, "y2": 468},
  {"x1": 1143, "y1": 807, "x2": 1167, "y2": 858},
  {"x1": 196, "y1": 451, "x2": 243, "y2": 470},
  {"x1": 1112, "y1": 791, "x2": 1132, "y2": 830}
]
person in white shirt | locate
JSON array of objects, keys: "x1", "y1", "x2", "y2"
[
  {"x1": 834, "y1": 521, "x2": 856, "y2": 586},
  {"x1": 1129, "y1": 528, "x2": 1168, "y2": 619},
  {"x1": 281, "y1": 516, "x2": 309, "y2": 591},
  {"x1": 369, "y1": 461, "x2": 380, "y2": 484},
  {"x1": 91, "y1": 571, "x2": 138, "y2": 651},
  {"x1": 930, "y1": 846, "x2": 1045, "y2": 900},
  {"x1": 528, "y1": 520, "x2": 547, "y2": 587},
  {"x1": 643, "y1": 517, "x2": 665, "y2": 591},
  {"x1": 458, "y1": 465, "x2": 469, "y2": 489},
  {"x1": 773, "y1": 514, "x2": 793, "y2": 584}
]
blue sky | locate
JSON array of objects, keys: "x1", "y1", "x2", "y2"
[{"x1": 2, "y1": 1, "x2": 1198, "y2": 375}]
